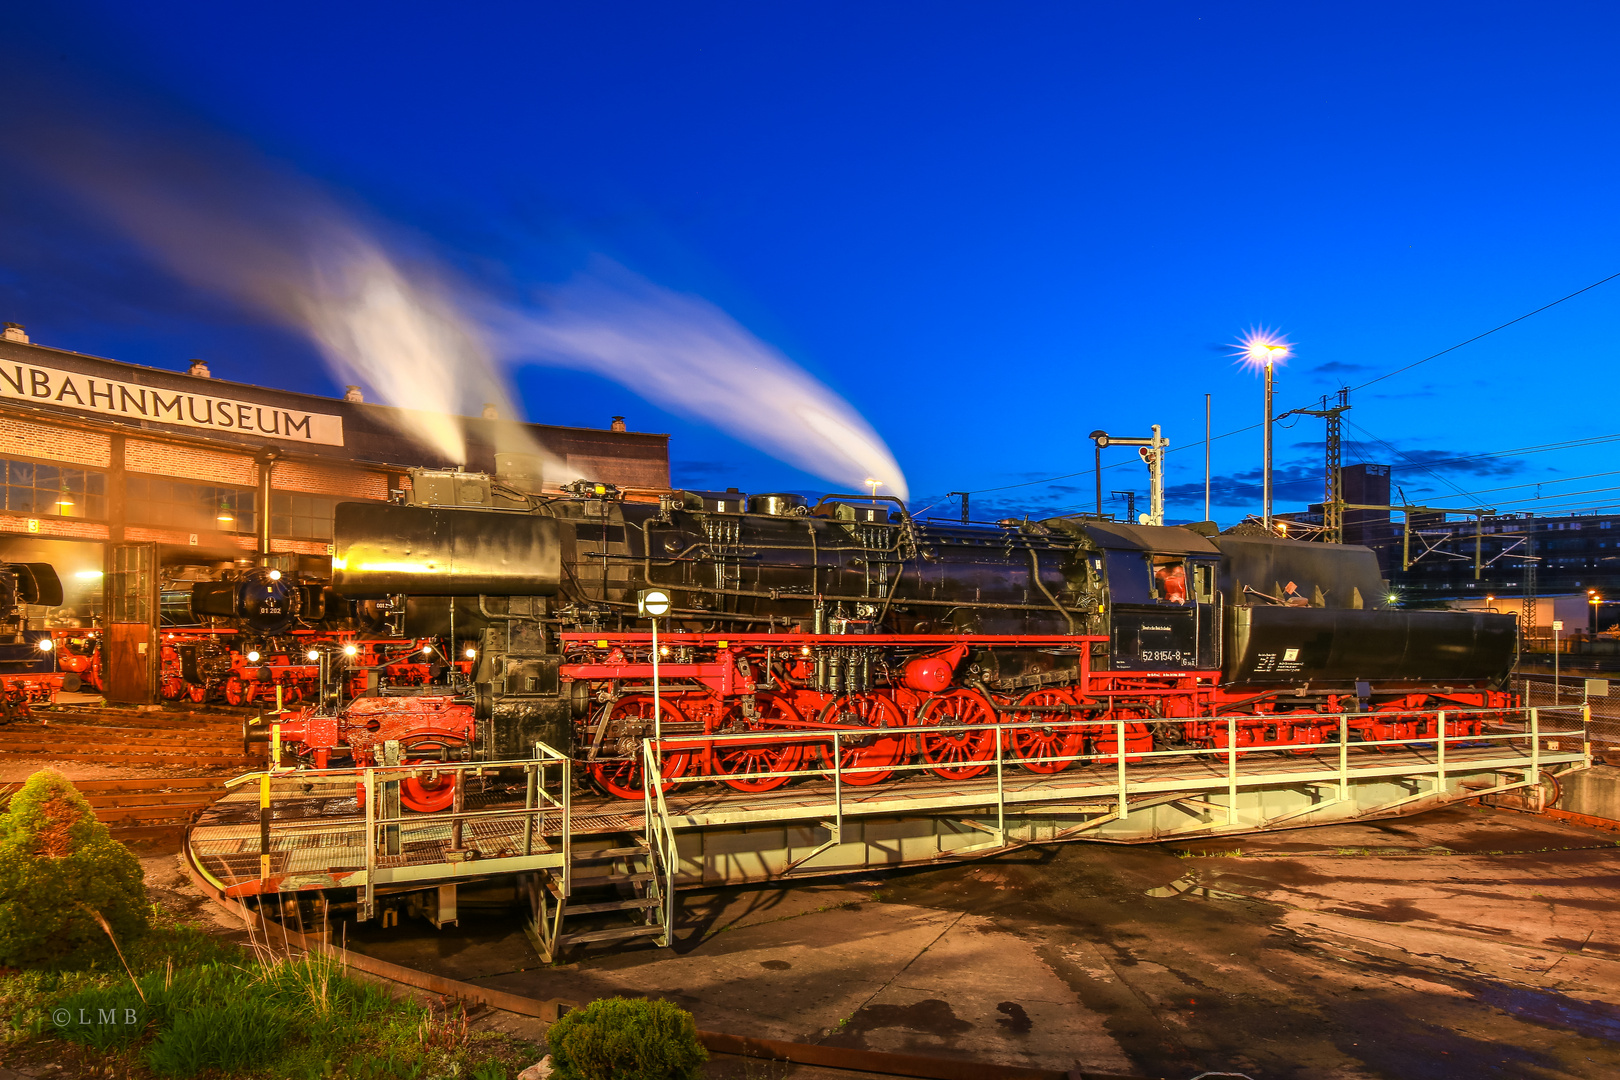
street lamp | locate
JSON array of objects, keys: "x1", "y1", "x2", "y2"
[
  {"x1": 638, "y1": 588, "x2": 672, "y2": 740},
  {"x1": 1234, "y1": 329, "x2": 1293, "y2": 527}
]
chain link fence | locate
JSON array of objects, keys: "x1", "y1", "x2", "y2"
[{"x1": 1517, "y1": 673, "x2": 1619, "y2": 749}]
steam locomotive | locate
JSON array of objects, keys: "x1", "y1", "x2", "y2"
[
  {"x1": 259, "y1": 466, "x2": 1519, "y2": 808},
  {"x1": 0, "y1": 560, "x2": 71, "y2": 718}
]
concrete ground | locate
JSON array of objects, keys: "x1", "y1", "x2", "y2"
[{"x1": 344, "y1": 804, "x2": 1620, "y2": 1080}]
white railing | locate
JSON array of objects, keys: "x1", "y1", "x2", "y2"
[{"x1": 637, "y1": 701, "x2": 1590, "y2": 850}]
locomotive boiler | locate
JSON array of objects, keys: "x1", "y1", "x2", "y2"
[{"x1": 260, "y1": 467, "x2": 1519, "y2": 808}]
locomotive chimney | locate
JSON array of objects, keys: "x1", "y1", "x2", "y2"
[
  {"x1": 1, "y1": 323, "x2": 28, "y2": 344},
  {"x1": 610, "y1": 416, "x2": 627, "y2": 432}
]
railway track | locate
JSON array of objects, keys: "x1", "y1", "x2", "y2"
[{"x1": 1, "y1": 705, "x2": 260, "y2": 843}]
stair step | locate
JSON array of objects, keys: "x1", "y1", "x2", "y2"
[
  {"x1": 569, "y1": 871, "x2": 655, "y2": 886},
  {"x1": 568, "y1": 844, "x2": 650, "y2": 861},
  {"x1": 565, "y1": 897, "x2": 661, "y2": 915},
  {"x1": 559, "y1": 924, "x2": 665, "y2": 946}
]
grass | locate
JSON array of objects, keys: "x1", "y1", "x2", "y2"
[{"x1": 0, "y1": 912, "x2": 542, "y2": 1080}]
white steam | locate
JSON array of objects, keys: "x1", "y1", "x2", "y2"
[
  {"x1": 15, "y1": 116, "x2": 908, "y2": 497},
  {"x1": 491, "y1": 267, "x2": 909, "y2": 499}
]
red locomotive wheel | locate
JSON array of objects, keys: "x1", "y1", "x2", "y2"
[
  {"x1": 816, "y1": 693, "x2": 908, "y2": 786},
  {"x1": 1007, "y1": 688, "x2": 1085, "y2": 774},
  {"x1": 916, "y1": 688, "x2": 997, "y2": 780},
  {"x1": 712, "y1": 693, "x2": 807, "y2": 793},
  {"x1": 224, "y1": 675, "x2": 248, "y2": 707},
  {"x1": 186, "y1": 682, "x2": 207, "y2": 704},
  {"x1": 159, "y1": 674, "x2": 186, "y2": 701},
  {"x1": 400, "y1": 759, "x2": 456, "y2": 813},
  {"x1": 588, "y1": 696, "x2": 696, "y2": 800}
]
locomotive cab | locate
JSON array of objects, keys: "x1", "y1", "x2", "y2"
[{"x1": 1077, "y1": 522, "x2": 1221, "y2": 672}]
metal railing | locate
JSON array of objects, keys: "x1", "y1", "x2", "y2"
[
  {"x1": 213, "y1": 747, "x2": 572, "y2": 920},
  {"x1": 637, "y1": 701, "x2": 1591, "y2": 852}
]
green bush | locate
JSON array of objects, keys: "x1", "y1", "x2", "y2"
[
  {"x1": 0, "y1": 770, "x2": 149, "y2": 968},
  {"x1": 547, "y1": 997, "x2": 707, "y2": 1080}
]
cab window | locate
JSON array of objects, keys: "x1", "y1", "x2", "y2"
[{"x1": 1150, "y1": 556, "x2": 1187, "y2": 604}]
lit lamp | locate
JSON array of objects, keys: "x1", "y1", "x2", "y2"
[
  {"x1": 1234, "y1": 329, "x2": 1293, "y2": 527},
  {"x1": 638, "y1": 587, "x2": 672, "y2": 741},
  {"x1": 1591, "y1": 589, "x2": 1602, "y2": 634}
]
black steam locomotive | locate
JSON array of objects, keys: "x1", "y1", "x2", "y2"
[{"x1": 269, "y1": 466, "x2": 1519, "y2": 804}]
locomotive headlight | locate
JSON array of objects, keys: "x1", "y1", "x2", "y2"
[
  {"x1": 464, "y1": 646, "x2": 477, "y2": 659},
  {"x1": 268, "y1": 569, "x2": 282, "y2": 581},
  {"x1": 36, "y1": 637, "x2": 52, "y2": 653},
  {"x1": 637, "y1": 588, "x2": 672, "y2": 618},
  {"x1": 306, "y1": 649, "x2": 320, "y2": 661},
  {"x1": 246, "y1": 650, "x2": 261, "y2": 663},
  {"x1": 343, "y1": 644, "x2": 359, "y2": 657}
]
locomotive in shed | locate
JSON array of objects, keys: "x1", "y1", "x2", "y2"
[{"x1": 259, "y1": 465, "x2": 1520, "y2": 808}]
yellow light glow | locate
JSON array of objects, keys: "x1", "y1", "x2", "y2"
[
  {"x1": 464, "y1": 647, "x2": 477, "y2": 658},
  {"x1": 305, "y1": 649, "x2": 319, "y2": 661},
  {"x1": 1233, "y1": 328, "x2": 1293, "y2": 372},
  {"x1": 268, "y1": 570, "x2": 282, "y2": 581},
  {"x1": 343, "y1": 644, "x2": 358, "y2": 656}
]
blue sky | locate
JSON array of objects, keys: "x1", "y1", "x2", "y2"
[{"x1": 5, "y1": 2, "x2": 1620, "y2": 525}]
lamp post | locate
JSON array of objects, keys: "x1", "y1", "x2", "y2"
[
  {"x1": 638, "y1": 588, "x2": 672, "y2": 740},
  {"x1": 1590, "y1": 589, "x2": 1601, "y2": 635},
  {"x1": 1235, "y1": 330, "x2": 1293, "y2": 527}
]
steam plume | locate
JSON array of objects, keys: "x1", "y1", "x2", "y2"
[
  {"x1": 491, "y1": 265, "x2": 909, "y2": 499},
  {"x1": 8, "y1": 95, "x2": 908, "y2": 497}
]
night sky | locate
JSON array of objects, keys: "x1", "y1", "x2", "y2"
[{"x1": 4, "y1": 3, "x2": 1620, "y2": 525}]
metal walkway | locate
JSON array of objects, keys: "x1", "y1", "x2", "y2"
[{"x1": 187, "y1": 703, "x2": 1592, "y2": 953}]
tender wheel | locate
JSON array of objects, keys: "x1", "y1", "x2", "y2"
[
  {"x1": 916, "y1": 688, "x2": 997, "y2": 780},
  {"x1": 711, "y1": 693, "x2": 807, "y2": 793},
  {"x1": 587, "y1": 696, "x2": 695, "y2": 800},
  {"x1": 1007, "y1": 688, "x2": 1085, "y2": 774},
  {"x1": 816, "y1": 693, "x2": 908, "y2": 786}
]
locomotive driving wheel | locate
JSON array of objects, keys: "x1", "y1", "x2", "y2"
[
  {"x1": 816, "y1": 693, "x2": 908, "y2": 786},
  {"x1": 587, "y1": 695, "x2": 696, "y2": 800},
  {"x1": 1006, "y1": 688, "x2": 1085, "y2": 774},
  {"x1": 223, "y1": 675, "x2": 248, "y2": 706},
  {"x1": 916, "y1": 688, "x2": 998, "y2": 780},
  {"x1": 711, "y1": 692, "x2": 807, "y2": 793}
]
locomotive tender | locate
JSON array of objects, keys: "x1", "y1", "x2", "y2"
[{"x1": 262, "y1": 464, "x2": 1520, "y2": 808}]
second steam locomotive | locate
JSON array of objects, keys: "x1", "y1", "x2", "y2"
[{"x1": 257, "y1": 464, "x2": 1518, "y2": 809}]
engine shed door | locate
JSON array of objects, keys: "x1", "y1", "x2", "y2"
[{"x1": 103, "y1": 542, "x2": 159, "y2": 704}]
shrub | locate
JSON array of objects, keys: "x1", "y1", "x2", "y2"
[
  {"x1": 547, "y1": 997, "x2": 707, "y2": 1080},
  {"x1": 0, "y1": 770, "x2": 150, "y2": 968}
]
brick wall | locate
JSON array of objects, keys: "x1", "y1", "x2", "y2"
[
  {"x1": 269, "y1": 538, "x2": 333, "y2": 556},
  {"x1": 0, "y1": 515, "x2": 110, "y2": 540},
  {"x1": 125, "y1": 526, "x2": 256, "y2": 549},
  {"x1": 270, "y1": 460, "x2": 389, "y2": 500},
  {"x1": 125, "y1": 439, "x2": 258, "y2": 486},
  {"x1": 0, "y1": 418, "x2": 112, "y2": 468}
]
